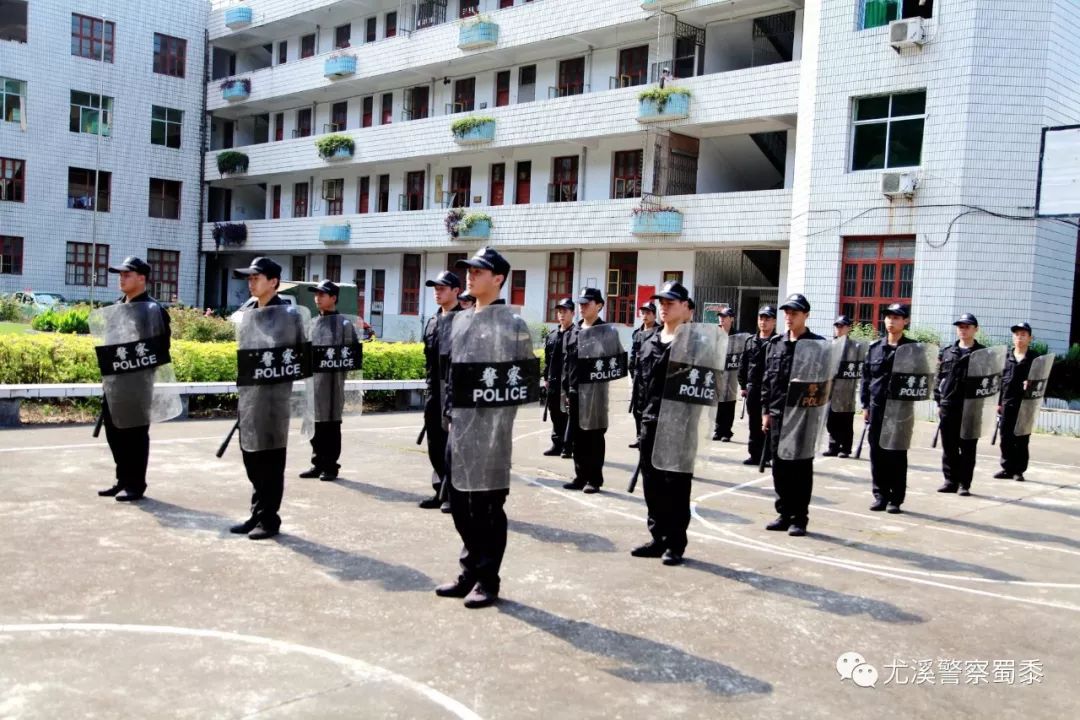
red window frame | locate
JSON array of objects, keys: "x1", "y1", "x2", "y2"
[
  {"x1": 377, "y1": 175, "x2": 390, "y2": 212},
  {"x1": 274, "y1": 112, "x2": 284, "y2": 141},
  {"x1": 324, "y1": 179, "x2": 344, "y2": 215},
  {"x1": 293, "y1": 182, "x2": 309, "y2": 217},
  {"x1": 617, "y1": 46, "x2": 648, "y2": 87},
  {"x1": 334, "y1": 24, "x2": 351, "y2": 49},
  {"x1": 401, "y1": 254, "x2": 421, "y2": 315},
  {"x1": 612, "y1": 150, "x2": 642, "y2": 198},
  {"x1": 277, "y1": 41, "x2": 287, "y2": 64},
  {"x1": 453, "y1": 77, "x2": 476, "y2": 112},
  {"x1": 330, "y1": 101, "x2": 348, "y2": 131},
  {"x1": 449, "y1": 166, "x2": 470, "y2": 208},
  {"x1": 147, "y1": 248, "x2": 180, "y2": 303},
  {"x1": 354, "y1": 268, "x2": 366, "y2": 316},
  {"x1": 490, "y1": 162, "x2": 505, "y2": 206},
  {"x1": 0, "y1": 235, "x2": 23, "y2": 275},
  {"x1": 557, "y1": 57, "x2": 585, "y2": 96},
  {"x1": 71, "y1": 14, "x2": 115, "y2": 63},
  {"x1": 381, "y1": 93, "x2": 393, "y2": 125},
  {"x1": 153, "y1": 33, "x2": 186, "y2": 78},
  {"x1": 271, "y1": 185, "x2": 281, "y2": 219},
  {"x1": 607, "y1": 251, "x2": 638, "y2": 325},
  {"x1": 510, "y1": 269, "x2": 526, "y2": 306},
  {"x1": 495, "y1": 70, "x2": 510, "y2": 107},
  {"x1": 546, "y1": 252, "x2": 574, "y2": 321},
  {"x1": 300, "y1": 34, "x2": 316, "y2": 58},
  {"x1": 358, "y1": 176, "x2": 370, "y2": 214},
  {"x1": 296, "y1": 108, "x2": 312, "y2": 138},
  {"x1": 839, "y1": 235, "x2": 916, "y2": 328},
  {"x1": 551, "y1": 156, "x2": 578, "y2": 202},
  {"x1": 405, "y1": 171, "x2": 425, "y2": 211},
  {"x1": 67, "y1": 167, "x2": 111, "y2": 211},
  {"x1": 65, "y1": 241, "x2": 109, "y2": 287},
  {"x1": 365, "y1": 17, "x2": 377, "y2": 43},
  {"x1": 148, "y1": 178, "x2": 181, "y2": 219},
  {"x1": 385, "y1": 12, "x2": 397, "y2": 38},
  {"x1": 361, "y1": 96, "x2": 373, "y2": 128},
  {"x1": 499, "y1": 0, "x2": 514, "y2": 7},
  {"x1": 325, "y1": 254, "x2": 341, "y2": 283},
  {"x1": 0, "y1": 157, "x2": 25, "y2": 202},
  {"x1": 460, "y1": 0, "x2": 480, "y2": 18}
]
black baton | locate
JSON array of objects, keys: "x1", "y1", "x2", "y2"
[
  {"x1": 542, "y1": 403, "x2": 548, "y2": 423},
  {"x1": 855, "y1": 423, "x2": 868, "y2": 459},
  {"x1": 416, "y1": 425, "x2": 426, "y2": 445},
  {"x1": 758, "y1": 426, "x2": 771, "y2": 474},
  {"x1": 216, "y1": 419, "x2": 240, "y2": 458},
  {"x1": 92, "y1": 411, "x2": 105, "y2": 438},
  {"x1": 627, "y1": 461, "x2": 641, "y2": 494},
  {"x1": 739, "y1": 394, "x2": 746, "y2": 420},
  {"x1": 991, "y1": 414, "x2": 1000, "y2": 446}
]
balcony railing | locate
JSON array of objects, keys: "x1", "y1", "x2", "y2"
[
  {"x1": 415, "y1": 0, "x2": 448, "y2": 30},
  {"x1": 323, "y1": 54, "x2": 357, "y2": 79},
  {"x1": 223, "y1": 6, "x2": 252, "y2": 29},
  {"x1": 548, "y1": 83, "x2": 588, "y2": 99},
  {"x1": 609, "y1": 74, "x2": 647, "y2": 89},
  {"x1": 398, "y1": 194, "x2": 425, "y2": 211},
  {"x1": 547, "y1": 182, "x2": 578, "y2": 203},
  {"x1": 458, "y1": 20, "x2": 499, "y2": 50}
]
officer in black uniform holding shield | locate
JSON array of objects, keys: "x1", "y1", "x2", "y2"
[
  {"x1": 934, "y1": 313, "x2": 987, "y2": 496},
  {"x1": 542, "y1": 297, "x2": 575, "y2": 458},
  {"x1": 562, "y1": 287, "x2": 614, "y2": 493},
  {"x1": 739, "y1": 305, "x2": 776, "y2": 466},
  {"x1": 996, "y1": 322, "x2": 1043, "y2": 482},
  {"x1": 95, "y1": 256, "x2": 172, "y2": 502},
  {"x1": 419, "y1": 270, "x2": 462, "y2": 510},
  {"x1": 629, "y1": 301, "x2": 657, "y2": 448},
  {"x1": 712, "y1": 307, "x2": 738, "y2": 441},
  {"x1": 824, "y1": 315, "x2": 858, "y2": 457}
]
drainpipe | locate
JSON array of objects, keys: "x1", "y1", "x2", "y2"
[
  {"x1": 197, "y1": 28, "x2": 209, "y2": 306},
  {"x1": 580, "y1": 146, "x2": 587, "y2": 201}
]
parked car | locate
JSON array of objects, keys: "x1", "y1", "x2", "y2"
[{"x1": 13, "y1": 291, "x2": 68, "y2": 313}]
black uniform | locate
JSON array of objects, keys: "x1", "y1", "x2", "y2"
[
  {"x1": 713, "y1": 399, "x2": 736, "y2": 440},
  {"x1": 102, "y1": 291, "x2": 171, "y2": 499},
  {"x1": 999, "y1": 348, "x2": 1041, "y2": 477},
  {"x1": 739, "y1": 332, "x2": 774, "y2": 463},
  {"x1": 935, "y1": 340, "x2": 986, "y2": 491},
  {"x1": 629, "y1": 322, "x2": 656, "y2": 439},
  {"x1": 825, "y1": 407, "x2": 855, "y2": 456},
  {"x1": 238, "y1": 294, "x2": 290, "y2": 532},
  {"x1": 761, "y1": 330, "x2": 826, "y2": 529},
  {"x1": 636, "y1": 329, "x2": 692, "y2": 555},
  {"x1": 862, "y1": 336, "x2": 915, "y2": 507},
  {"x1": 309, "y1": 309, "x2": 343, "y2": 477},
  {"x1": 563, "y1": 318, "x2": 608, "y2": 488},
  {"x1": 423, "y1": 304, "x2": 461, "y2": 492},
  {"x1": 543, "y1": 324, "x2": 572, "y2": 454}
]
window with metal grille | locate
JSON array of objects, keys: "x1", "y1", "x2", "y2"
[
  {"x1": 325, "y1": 254, "x2": 341, "y2": 283},
  {"x1": 555, "y1": 57, "x2": 585, "y2": 97},
  {"x1": 607, "y1": 252, "x2": 638, "y2": 325},
  {"x1": 549, "y1": 156, "x2": 578, "y2": 202},
  {"x1": 293, "y1": 182, "x2": 309, "y2": 217},
  {"x1": 71, "y1": 14, "x2": 114, "y2": 62},
  {"x1": 401, "y1": 254, "x2": 421, "y2": 314},
  {"x1": 616, "y1": 46, "x2": 648, "y2": 87},
  {"x1": 67, "y1": 167, "x2": 111, "y2": 211},
  {"x1": 147, "y1": 248, "x2": 179, "y2": 303},
  {"x1": 0, "y1": 156, "x2": 24, "y2": 202},
  {"x1": 153, "y1": 33, "x2": 186, "y2": 77},
  {"x1": 612, "y1": 150, "x2": 642, "y2": 198},
  {"x1": 0, "y1": 235, "x2": 23, "y2": 274},
  {"x1": 296, "y1": 108, "x2": 312, "y2": 137},
  {"x1": 65, "y1": 241, "x2": 109, "y2": 286},
  {"x1": 151, "y1": 105, "x2": 182, "y2": 148},
  {"x1": 449, "y1": 167, "x2": 470, "y2": 208},
  {"x1": 546, "y1": 252, "x2": 574, "y2": 321},
  {"x1": 329, "y1": 101, "x2": 347, "y2": 132},
  {"x1": 839, "y1": 236, "x2": 915, "y2": 327},
  {"x1": 149, "y1": 178, "x2": 181, "y2": 219},
  {"x1": 851, "y1": 91, "x2": 925, "y2": 171},
  {"x1": 69, "y1": 90, "x2": 113, "y2": 136}
]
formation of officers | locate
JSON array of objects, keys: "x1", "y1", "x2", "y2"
[{"x1": 92, "y1": 250, "x2": 1050, "y2": 609}]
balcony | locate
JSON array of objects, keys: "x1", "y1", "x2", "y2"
[
  {"x1": 323, "y1": 54, "x2": 357, "y2": 80},
  {"x1": 641, "y1": 0, "x2": 693, "y2": 11},
  {"x1": 447, "y1": 209, "x2": 493, "y2": 240},
  {"x1": 630, "y1": 209, "x2": 684, "y2": 235},
  {"x1": 637, "y1": 89, "x2": 691, "y2": 123},
  {"x1": 221, "y1": 78, "x2": 251, "y2": 102},
  {"x1": 451, "y1": 117, "x2": 496, "y2": 145},
  {"x1": 458, "y1": 20, "x2": 499, "y2": 51},
  {"x1": 318, "y1": 224, "x2": 351, "y2": 244},
  {"x1": 223, "y1": 6, "x2": 252, "y2": 29}
]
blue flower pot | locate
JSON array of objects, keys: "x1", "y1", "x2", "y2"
[
  {"x1": 459, "y1": 219, "x2": 492, "y2": 239},
  {"x1": 453, "y1": 120, "x2": 495, "y2": 144},
  {"x1": 637, "y1": 92, "x2": 691, "y2": 123},
  {"x1": 321, "y1": 145, "x2": 354, "y2": 160},
  {"x1": 324, "y1": 55, "x2": 357, "y2": 79},
  {"x1": 631, "y1": 211, "x2": 683, "y2": 235},
  {"x1": 319, "y1": 225, "x2": 351, "y2": 244},
  {"x1": 224, "y1": 6, "x2": 252, "y2": 29},
  {"x1": 222, "y1": 82, "x2": 250, "y2": 101},
  {"x1": 458, "y1": 22, "x2": 499, "y2": 50}
]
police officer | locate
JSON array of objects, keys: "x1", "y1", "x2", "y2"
[
  {"x1": 458, "y1": 293, "x2": 475, "y2": 310},
  {"x1": 738, "y1": 305, "x2": 776, "y2": 466},
  {"x1": 562, "y1": 287, "x2": 608, "y2": 493},
  {"x1": 824, "y1": 315, "x2": 856, "y2": 457},
  {"x1": 935, "y1": 313, "x2": 986, "y2": 495},
  {"x1": 419, "y1": 270, "x2": 463, "y2": 510},
  {"x1": 629, "y1": 302, "x2": 658, "y2": 449},
  {"x1": 631, "y1": 281, "x2": 696, "y2": 566},
  {"x1": 297, "y1": 280, "x2": 350, "y2": 482},
  {"x1": 996, "y1": 322, "x2": 1041, "y2": 482},
  {"x1": 96, "y1": 256, "x2": 171, "y2": 503},
  {"x1": 761, "y1": 293, "x2": 826, "y2": 536},
  {"x1": 712, "y1": 307, "x2": 738, "y2": 441},
  {"x1": 542, "y1": 297, "x2": 575, "y2": 457},
  {"x1": 862, "y1": 304, "x2": 915, "y2": 513}
]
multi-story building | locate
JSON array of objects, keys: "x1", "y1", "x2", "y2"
[
  {"x1": 0, "y1": 0, "x2": 207, "y2": 305},
  {"x1": 202, "y1": 0, "x2": 1079, "y2": 348}
]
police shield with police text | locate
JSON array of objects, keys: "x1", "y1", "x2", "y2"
[
  {"x1": 777, "y1": 339, "x2": 840, "y2": 461},
  {"x1": 303, "y1": 303, "x2": 361, "y2": 481},
  {"x1": 825, "y1": 335, "x2": 866, "y2": 456},
  {"x1": 960, "y1": 346, "x2": 1007, "y2": 441},
  {"x1": 577, "y1": 324, "x2": 627, "y2": 431},
  {"x1": 879, "y1": 343, "x2": 938, "y2": 451},
  {"x1": 714, "y1": 331, "x2": 749, "y2": 441},
  {"x1": 1013, "y1": 354, "x2": 1053, "y2": 438}
]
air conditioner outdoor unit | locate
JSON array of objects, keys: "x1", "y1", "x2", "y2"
[
  {"x1": 889, "y1": 17, "x2": 926, "y2": 50},
  {"x1": 881, "y1": 171, "x2": 919, "y2": 198}
]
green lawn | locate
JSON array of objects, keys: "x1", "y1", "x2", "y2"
[{"x1": 0, "y1": 321, "x2": 34, "y2": 335}]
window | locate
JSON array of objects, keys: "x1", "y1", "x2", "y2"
[
  {"x1": 148, "y1": 178, "x2": 182, "y2": 219},
  {"x1": 294, "y1": 182, "x2": 309, "y2": 217},
  {"x1": 69, "y1": 91, "x2": 113, "y2": 136},
  {"x1": 381, "y1": 93, "x2": 393, "y2": 125},
  {"x1": 274, "y1": 112, "x2": 284, "y2": 141},
  {"x1": 839, "y1": 236, "x2": 915, "y2": 326},
  {"x1": 151, "y1": 105, "x2": 182, "y2": 148},
  {"x1": 851, "y1": 90, "x2": 926, "y2": 171},
  {"x1": 325, "y1": 254, "x2": 341, "y2": 283},
  {"x1": 405, "y1": 171, "x2": 425, "y2": 210},
  {"x1": 0, "y1": 1, "x2": 27, "y2": 43},
  {"x1": 355, "y1": 268, "x2": 366, "y2": 316},
  {"x1": 662, "y1": 270, "x2": 683, "y2": 284},
  {"x1": 862, "y1": 0, "x2": 932, "y2": 30},
  {"x1": 71, "y1": 14, "x2": 115, "y2": 62},
  {"x1": 358, "y1": 176, "x2": 370, "y2": 213},
  {"x1": 510, "y1": 270, "x2": 526, "y2": 305},
  {"x1": 361, "y1": 96, "x2": 373, "y2": 127},
  {"x1": 153, "y1": 33, "x2": 187, "y2": 78},
  {"x1": 515, "y1": 160, "x2": 531, "y2": 204},
  {"x1": 616, "y1": 46, "x2": 648, "y2": 87},
  {"x1": 330, "y1": 101, "x2": 347, "y2": 132},
  {"x1": 401, "y1": 254, "x2": 421, "y2": 314},
  {"x1": 607, "y1": 252, "x2": 638, "y2": 325},
  {"x1": 452, "y1": 77, "x2": 475, "y2": 113},
  {"x1": 334, "y1": 23, "x2": 351, "y2": 49},
  {"x1": 449, "y1": 167, "x2": 470, "y2": 208},
  {"x1": 300, "y1": 33, "x2": 316, "y2": 58},
  {"x1": 377, "y1": 174, "x2": 389, "y2": 212},
  {"x1": 550, "y1": 156, "x2": 578, "y2": 202},
  {"x1": 447, "y1": 253, "x2": 467, "y2": 272},
  {"x1": 296, "y1": 108, "x2": 312, "y2": 138},
  {"x1": 385, "y1": 11, "x2": 397, "y2": 38},
  {"x1": 460, "y1": 0, "x2": 479, "y2": 18},
  {"x1": 612, "y1": 150, "x2": 642, "y2": 198},
  {"x1": 404, "y1": 86, "x2": 429, "y2": 120},
  {"x1": 518, "y1": 65, "x2": 536, "y2": 103},
  {"x1": 147, "y1": 248, "x2": 179, "y2": 303},
  {"x1": 67, "y1": 167, "x2": 111, "y2": 211},
  {"x1": 271, "y1": 185, "x2": 281, "y2": 219},
  {"x1": 65, "y1": 241, "x2": 109, "y2": 286},
  {"x1": 277, "y1": 40, "x2": 287, "y2": 64},
  {"x1": 0, "y1": 235, "x2": 22, "y2": 274},
  {"x1": 292, "y1": 256, "x2": 306, "y2": 282},
  {"x1": 490, "y1": 163, "x2": 505, "y2": 206},
  {"x1": 499, "y1": 0, "x2": 514, "y2": 7},
  {"x1": 495, "y1": 70, "x2": 510, "y2": 107},
  {"x1": 0, "y1": 157, "x2": 24, "y2": 202},
  {"x1": 365, "y1": 18, "x2": 377, "y2": 43},
  {"x1": 1, "y1": 77, "x2": 24, "y2": 123},
  {"x1": 546, "y1": 252, "x2": 574, "y2": 321},
  {"x1": 323, "y1": 178, "x2": 344, "y2": 215},
  {"x1": 556, "y1": 58, "x2": 585, "y2": 97}
]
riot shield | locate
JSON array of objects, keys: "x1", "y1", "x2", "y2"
[
  {"x1": 436, "y1": 311, "x2": 455, "y2": 431},
  {"x1": 960, "y1": 346, "x2": 1007, "y2": 441},
  {"x1": 89, "y1": 302, "x2": 182, "y2": 429},
  {"x1": 310, "y1": 314, "x2": 362, "y2": 422},
  {"x1": 652, "y1": 324, "x2": 727, "y2": 474},
  {"x1": 1013, "y1": 353, "x2": 1055, "y2": 437},
  {"x1": 718, "y1": 332, "x2": 751, "y2": 403},
  {"x1": 449, "y1": 306, "x2": 540, "y2": 491},
  {"x1": 234, "y1": 304, "x2": 314, "y2": 452},
  {"x1": 879, "y1": 343, "x2": 939, "y2": 451},
  {"x1": 777, "y1": 339, "x2": 842, "y2": 461},
  {"x1": 576, "y1": 324, "x2": 628, "y2": 430},
  {"x1": 829, "y1": 337, "x2": 867, "y2": 413}
]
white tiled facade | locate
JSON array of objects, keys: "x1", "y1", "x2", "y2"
[{"x1": 0, "y1": 0, "x2": 207, "y2": 304}]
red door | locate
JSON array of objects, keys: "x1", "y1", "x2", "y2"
[
  {"x1": 618, "y1": 46, "x2": 648, "y2": 86},
  {"x1": 515, "y1": 161, "x2": 531, "y2": 204},
  {"x1": 406, "y1": 171, "x2": 425, "y2": 210},
  {"x1": 495, "y1": 71, "x2": 510, "y2": 107},
  {"x1": 490, "y1": 163, "x2": 505, "y2": 206},
  {"x1": 274, "y1": 112, "x2": 284, "y2": 141},
  {"x1": 558, "y1": 57, "x2": 585, "y2": 96},
  {"x1": 358, "y1": 176, "x2": 369, "y2": 213}
]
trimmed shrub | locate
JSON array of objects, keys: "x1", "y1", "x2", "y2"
[
  {"x1": 169, "y1": 306, "x2": 236, "y2": 342},
  {"x1": 31, "y1": 305, "x2": 91, "y2": 334}
]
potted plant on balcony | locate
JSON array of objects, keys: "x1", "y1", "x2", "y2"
[
  {"x1": 224, "y1": 5, "x2": 253, "y2": 29},
  {"x1": 636, "y1": 86, "x2": 691, "y2": 122},
  {"x1": 631, "y1": 205, "x2": 683, "y2": 235},
  {"x1": 315, "y1": 134, "x2": 355, "y2": 160},
  {"x1": 450, "y1": 115, "x2": 496, "y2": 144},
  {"x1": 458, "y1": 14, "x2": 499, "y2": 50},
  {"x1": 212, "y1": 222, "x2": 248, "y2": 248},
  {"x1": 324, "y1": 51, "x2": 358, "y2": 79},
  {"x1": 220, "y1": 77, "x2": 251, "y2": 101},
  {"x1": 318, "y1": 224, "x2": 351, "y2": 244},
  {"x1": 216, "y1": 150, "x2": 249, "y2": 176},
  {"x1": 445, "y1": 208, "x2": 493, "y2": 239}
]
